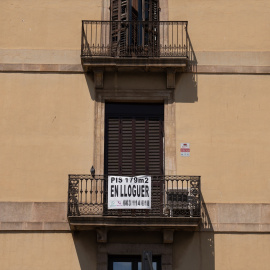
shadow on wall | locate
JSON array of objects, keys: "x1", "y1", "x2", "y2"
[
  {"x1": 173, "y1": 195, "x2": 215, "y2": 270},
  {"x1": 175, "y1": 72, "x2": 198, "y2": 103},
  {"x1": 84, "y1": 70, "x2": 198, "y2": 103},
  {"x1": 84, "y1": 73, "x2": 96, "y2": 101},
  {"x1": 175, "y1": 31, "x2": 198, "y2": 103},
  {"x1": 72, "y1": 231, "x2": 97, "y2": 270}
]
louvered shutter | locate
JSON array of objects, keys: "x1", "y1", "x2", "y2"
[
  {"x1": 149, "y1": 0, "x2": 159, "y2": 22},
  {"x1": 148, "y1": 0, "x2": 159, "y2": 56},
  {"x1": 110, "y1": 0, "x2": 129, "y2": 56},
  {"x1": 105, "y1": 103, "x2": 164, "y2": 176},
  {"x1": 105, "y1": 103, "x2": 164, "y2": 216},
  {"x1": 105, "y1": 117, "x2": 163, "y2": 176},
  {"x1": 110, "y1": 0, "x2": 160, "y2": 56}
]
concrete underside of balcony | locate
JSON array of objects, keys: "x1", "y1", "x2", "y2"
[
  {"x1": 68, "y1": 216, "x2": 201, "y2": 231},
  {"x1": 81, "y1": 56, "x2": 188, "y2": 72}
]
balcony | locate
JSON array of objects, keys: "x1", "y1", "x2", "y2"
[
  {"x1": 81, "y1": 20, "x2": 193, "y2": 72},
  {"x1": 68, "y1": 175, "x2": 201, "y2": 231}
]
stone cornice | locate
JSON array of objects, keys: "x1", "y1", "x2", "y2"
[
  {"x1": 0, "y1": 63, "x2": 270, "y2": 74},
  {"x1": 0, "y1": 202, "x2": 269, "y2": 232}
]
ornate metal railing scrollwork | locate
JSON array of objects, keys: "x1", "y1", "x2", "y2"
[
  {"x1": 68, "y1": 175, "x2": 201, "y2": 218},
  {"x1": 81, "y1": 21, "x2": 191, "y2": 59}
]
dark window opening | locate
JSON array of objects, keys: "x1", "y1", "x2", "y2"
[
  {"x1": 110, "y1": 0, "x2": 160, "y2": 56},
  {"x1": 108, "y1": 255, "x2": 161, "y2": 270},
  {"x1": 111, "y1": 0, "x2": 159, "y2": 22},
  {"x1": 104, "y1": 102, "x2": 164, "y2": 176}
]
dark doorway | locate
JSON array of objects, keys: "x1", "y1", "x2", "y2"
[
  {"x1": 110, "y1": 0, "x2": 160, "y2": 56},
  {"x1": 105, "y1": 102, "x2": 164, "y2": 176}
]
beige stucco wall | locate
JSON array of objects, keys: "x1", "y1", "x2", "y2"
[
  {"x1": 0, "y1": 73, "x2": 95, "y2": 202},
  {"x1": 175, "y1": 74, "x2": 270, "y2": 203},
  {"x1": 0, "y1": 2, "x2": 269, "y2": 270},
  {"x1": 173, "y1": 232, "x2": 270, "y2": 270},
  {"x1": 0, "y1": 0, "x2": 269, "y2": 230},
  {"x1": 0, "y1": 231, "x2": 269, "y2": 270},
  {"x1": 0, "y1": 0, "x2": 103, "y2": 50},
  {"x1": 1, "y1": 73, "x2": 270, "y2": 204},
  {"x1": 0, "y1": 0, "x2": 269, "y2": 205},
  {"x1": 0, "y1": 0, "x2": 269, "y2": 66},
  {"x1": 0, "y1": 232, "x2": 97, "y2": 270},
  {"x1": 168, "y1": 0, "x2": 270, "y2": 51},
  {"x1": 214, "y1": 233, "x2": 270, "y2": 270},
  {"x1": 1, "y1": 0, "x2": 269, "y2": 51}
]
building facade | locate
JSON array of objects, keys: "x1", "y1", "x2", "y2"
[{"x1": 0, "y1": 0, "x2": 270, "y2": 269}]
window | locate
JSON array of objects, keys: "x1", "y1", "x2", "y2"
[{"x1": 108, "y1": 255, "x2": 161, "y2": 270}]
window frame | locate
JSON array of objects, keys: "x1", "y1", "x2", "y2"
[
  {"x1": 93, "y1": 89, "x2": 176, "y2": 176},
  {"x1": 108, "y1": 254, "x2": 161, "y2": 270}
]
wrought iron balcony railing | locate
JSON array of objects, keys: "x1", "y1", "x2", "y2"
[
  {"x1": 68, "y1": 175, "x2": 201, "y2": 218},
  {"x1": 81, "y1": 21, "x2": 193, "y2": 59}
]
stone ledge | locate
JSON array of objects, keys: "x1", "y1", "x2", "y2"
[
  {"x1": 0, "y1": 221, "x2": 70, "y2": 231},
  {"x1": 0, "y1": 202, "x2": 269, "y2": 232},
  {"x1": 0, "y1": 63, "x2": 269, "y2": 74},
  {"x1": 196, "y1": 65, "x2": 270, "y2": 74},
  {"x1": 200, "y1": 203, "x2": 270, "y2": 232},
  {"x1": 0, "y1": 63, "x2": 84, "y2": 73},
  {"x1": 1, "y1": 50, "x2": 269, "y2": 66},
  {"x1": 200, "y1": 223, "x2": 270, "y2": 232},
  {"x1": 0, "y1": 202, "x2": 68, "y2": 223}
]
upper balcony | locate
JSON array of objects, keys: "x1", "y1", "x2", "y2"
[
  {"x1": 68, "y1": 175, "x2": 201, "y2": 231},
  {"x1": 81, "y1": 20, "x2": 193, "y2": 72}
]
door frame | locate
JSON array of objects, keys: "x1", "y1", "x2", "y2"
[
  {"x1": 108, "y1": 254, "x2": 161, "y2": 270},
  {"x1": 93, "y1": 89, "x2": 176, "y2": 176}
]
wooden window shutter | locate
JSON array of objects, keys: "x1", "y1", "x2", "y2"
[
  {"x1": 148, "y1": 0, "x2": 159, "y2": 56},
  {"x1": 105, "y1": 103, "x2": 164, "y2": 176},
  {"x1": 110, "y1": 0, "x2": 160, "y2": 56},
  {"x1": 110, "y1": 0, "x2": 129, "y2": 56},
  {"x1": 149, "y1": 0, "x2": 159, "y2": 22}
]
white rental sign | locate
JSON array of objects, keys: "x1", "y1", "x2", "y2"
[{"x1": 108, "y1": 176, "x2": 151, "y2": 209}]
